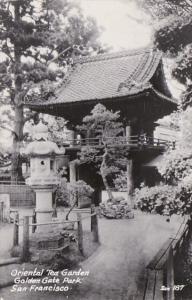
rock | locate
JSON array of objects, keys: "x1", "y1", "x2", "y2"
[
  {"x1": 100, "y1": 197, "x2": 134, "y2": 219},
  {"x1": 125, "y1": 212, "x2": 134, "y2": 219}
]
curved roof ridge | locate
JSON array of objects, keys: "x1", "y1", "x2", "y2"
[
  {"x1": 73, "y1": 47, "x2": 160, "y2": 64},
  {"x1": 26, "y1": 46, "x2": 176, "y2": 109},
  {"x1": 117, "y1": 49, "x2": 162, "y2": 92},
  {"x1": 137, "y1": 50, "x2": 162, "y2": 83}
]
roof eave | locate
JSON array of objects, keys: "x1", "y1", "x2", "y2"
[{"x1": 26, "y1": 87, "x2": 177, "y2": 111}]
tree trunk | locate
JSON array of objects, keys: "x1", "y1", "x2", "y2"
[
  {"x1": 11, "y1": 2, "x2": 24, "y2": 184},
  {"x1": 100, "y1": 146, "x2": 114, "y2": 200},
  {"x1": 11, "y1": 105, "x2": 24, "y2": 183},
  {"x1": 66, "y1": 195, "x2": 78, "y2": 220}
]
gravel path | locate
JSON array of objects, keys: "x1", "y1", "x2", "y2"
[{"x1": 0, "y1": 211, "x2": 183, "y2": 300}]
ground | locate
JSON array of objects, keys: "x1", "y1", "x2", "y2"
[{"x1": 0, "y1": 210, "x2": 183, "y2": 300}]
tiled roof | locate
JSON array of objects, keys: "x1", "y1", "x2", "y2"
[{"x1": 30, "y1": 48, "x2": 172, "y2": 106}]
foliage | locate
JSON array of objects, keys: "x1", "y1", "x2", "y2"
[
  {"x1": 0, "y1": 0, "x2": 100, "y2": 101},
  {"x1": 54, "y1": 177, "x2": 69, "y2": 207},
  {"x1": 42, "y1": 114, "x2": 69, "y2": 144},
  {"x1": 132, "y1": 1, "x2": 192, "y2": 216},
  {"x1": 77, "y1": 104, "x2": 128, "y2": 199},
  {"x1": 135, "y1": 179, "x2": 192, "y2": 216},
  {"x1": 68, "y1": 180, "x2": 94, "y2": 204},
  {"x1": 54, "y1": 178, "x2": 94, "y2": 207},
  {"x1": 137, "y1": 0, "x2": 192, "y2": 108},
  {"x1": 135, "y1": 183, "x2": 177, "y2": 216},
  {"x1": 0, "y1": 0, "x2": 101, "y2": 181},
  {"x1": 157, "y1": 150, "x2": 192, "y2": 184},
  {"x1": 137, "y1": 0, "x2": 192, "y2": 54},
  {"x1": 157, "y1": 107, "x2": 192, "y2": 184},
  {"x1": 136, "y1": 106, "x2": 192, "y2": 216},
  {"x1": 113, "y1": 170, "x2": 127, "y2": 191}
]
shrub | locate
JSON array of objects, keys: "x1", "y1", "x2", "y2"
[
  {"x1": 54, "y1": 179, "x2": 94, "y2": 207},
  {"x1": 54, "y1": 178, "x2": 70, "y2": 207},
  {"x1": 68, "y1": 180, "x2": 94, "y2": 204},
  {"x1": 135, "y1": 183, "x2": 178, "y2": 216},
  {"x1": 135, "y1": 178, "x2": 192, "y2": 216}
]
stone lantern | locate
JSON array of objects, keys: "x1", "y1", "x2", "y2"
[{"x1": 23, "y1": 121, "x2": 65, "y2": 227}]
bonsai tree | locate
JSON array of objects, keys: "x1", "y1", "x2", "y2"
[{"x1": 77, "y1": 104, "x2": 128, "y2": 200}]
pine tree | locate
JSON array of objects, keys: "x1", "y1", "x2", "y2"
[
  {"x1": 0, "y1": 0, "x2": 100, "y2": 182},
  {"x1": 77, "y1": 104, "x2": 128, "y2": 200}
]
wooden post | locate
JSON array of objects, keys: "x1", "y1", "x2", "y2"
[
  {"x1": 0, "y1": 202, "x2": 3, "y2": 222},
  {"x1": 154, "y1": 270, "x2": 164, "y2": 300},
  {"x1": 53, "y1": 204, "x2": 57, "y2": 218},
  {"x1": 91, "y1": 204, "x2": 99, "y2": 243},
  {"x1": 143, "y1": 269, "x2": 156, "y2": 300},
  {"x1": 32, "y1": 209, "x2": 36, "y2": 233},
  {"x1": 126, "y1": 124, "x2": 134, "y2": 209},
  {"x1": 127, "y1": 159, "x2": 134, "y2": 208},
  {"x1": 13, "y1": 212, "x2": 19, "y2": 246},
  {"x1": 70, "y1": 161, "x2": 77, "y2": 206},
  {"x1": 91, "y1": 204, "x2": 94, "y2": 232},
  {"x1": 69, "y1": 129, "x2": 76, "y2": 147},
  {"x1": 69, "y1": 161, "x2": 77, "y2": 183},
  {"x1": 126, "y1": 124, "x2": 131, "y2": 144},
  {"x1": 22, "y1": 216, "x2": 30, "y2": 262},
  {"x1": 77, "y1": 213, "x2": 83, "y2": 255},
  {"x1": 166, "y1": 245, "x2": 175, "y2": 300}
]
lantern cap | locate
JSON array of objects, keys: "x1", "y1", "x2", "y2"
[
  {"x1": 24, "y1": 141, "x2": 65, "y2": 156},
  {"x1": 23, "y1": 120, "x2": 65, "y2": 156}
]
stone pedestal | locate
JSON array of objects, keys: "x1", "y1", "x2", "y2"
[{"x1": 33, "y1": 186, "x2": 53, "y2": 232}]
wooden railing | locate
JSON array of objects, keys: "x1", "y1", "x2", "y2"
[
  {"x1": 12, "y1": 205, "x2": 99, "y2": 262},
  {"x1": 2, "y1": 135, "x2": 174, "y2": 158},
  {"x1": 144, "y1": 218, "x2": 190, "y2": 300},
  {"x1": 0, "y1": 180, "x2": 26, "y2": 185},
  {"x1": 60, "y1": 135, "x2": 176, "y2": 150}
]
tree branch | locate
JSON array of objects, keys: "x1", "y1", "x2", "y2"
[{"x1": 48, "y1": 46, "x2": 72, "y2": 64}]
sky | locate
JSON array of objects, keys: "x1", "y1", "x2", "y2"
[{"x1": 81, "y1": 0, "x2": 152, "y2": 50}]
